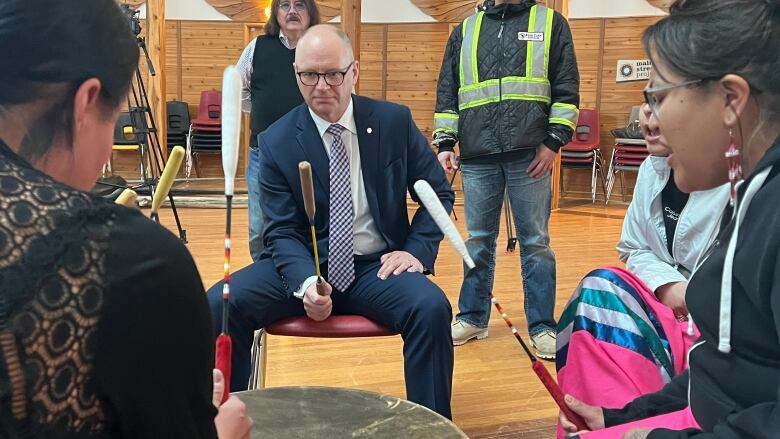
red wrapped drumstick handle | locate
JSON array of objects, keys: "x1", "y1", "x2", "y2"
[
  {"x1": 490, "y1": 294, "x2": 588, "y2": 431},
  {"x1": 215, "y1": 334, "x2": 232, "y2": 404},
  {"x1": 531, "y1": 360, "x2": 588, "y2": 431}
]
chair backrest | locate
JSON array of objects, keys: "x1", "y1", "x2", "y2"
[
  {"x1": 167, "y1": 101, "x2": 191, "y2": 134},
  {"x1": 114, "y1": 111, "x2": 143, "y2": 145},
  {"x1": 575, "y1": 126, "x2": 590, "y2": 142},
  {"x1": 197, "y1": 90, "x2": 222, "y2": 121},
  {"x1": 574, "y1": 108, "x2": 600, "y2": 142},
  {"x1": 627, "y1": 105, "x2": 641, "y2": 125}
]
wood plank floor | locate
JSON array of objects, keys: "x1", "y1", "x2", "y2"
[{"x1": 154, "y1": 199, "x2": 627, "y2": 438}]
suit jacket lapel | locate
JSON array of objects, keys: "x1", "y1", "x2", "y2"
[
  {"x1": 353, "y1": 96, "x2": 382, "y2": 225},
  {"x1": 295, "y1": 106, "x2": 329, "y2": 192}
]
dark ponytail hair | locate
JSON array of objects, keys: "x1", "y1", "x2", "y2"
[
  {"x1": 643, "y1": 0, "x2": 780, "y2": 112},
  {"x1": 0, "y1": 0, "x2": 139, "y2": 160}
]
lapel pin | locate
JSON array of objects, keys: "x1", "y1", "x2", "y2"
[{"x1": 367, "y1": 127, "x2": 373, "y2": 134}]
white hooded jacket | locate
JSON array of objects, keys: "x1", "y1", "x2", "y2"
[{"x1": 616, "y1": 155, "x2": 730, "y2": 293}]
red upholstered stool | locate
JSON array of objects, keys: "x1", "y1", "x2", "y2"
[{"x1": 248, "y1": 315, "x2": 397, "y2": 389}]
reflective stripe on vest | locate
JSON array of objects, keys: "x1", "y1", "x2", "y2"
[{"x1": 456, "y1": 4, "x2": 554, "y2": 112}]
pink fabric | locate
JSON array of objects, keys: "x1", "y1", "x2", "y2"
[
  {"x1": 557, "y1": 267, "x2": 699, "y2": 438},
  {"x1": 579, "y1": 407, "x2": 700, "y2": 438}
]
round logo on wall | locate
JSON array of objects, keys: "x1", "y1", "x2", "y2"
[{"x1": 620, "y1": 64, "x2": 634, "y2": 78}]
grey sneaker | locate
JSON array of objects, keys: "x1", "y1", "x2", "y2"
[
  {"x1": 451, "y1": 320, "x2": 488, "y2": 346},
  {"x1": 531, "y1": 330, "x2": 556, "y2": 360}
]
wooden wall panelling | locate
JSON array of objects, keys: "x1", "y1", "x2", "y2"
[
  {"x1": 358, "y1": 24, "x2": 386, "y2": 100},
  {"x1": 169, "y1": 20, "x2": 182, "y2": 101},
  {"x1": 180, "y1": 21, "x2": 245, "y2": 114},
  {"x1": 598, "y1": 16, "x2": 661, "y2": 196},
  {"x1": 559, "y1": 16, "x2": 658, "y2": 202},
  {"x1": 111, "y1": 16, "x2": 661, "y2": 196},
  {"x1": 561, "y1": 18, "x2": 604, "y2": 197},
  {"x1": 341, "y1": 0, "x2": 362, "y2": 70},
  {"x1": 570, "y1": 19, "x2": 602, "y2": 109},
  {"x1": 385, "y1": 23, "x2": 455, "y2": 189},
  {"x1": 146, "y1": 0, "x2": 167, "y2": 172},
  {"x1": 385, "y1": 23, "x2": 451, "y2": 139},
  {"x1": 179, "y1": 20, "x2": 248, "y2": 178}
]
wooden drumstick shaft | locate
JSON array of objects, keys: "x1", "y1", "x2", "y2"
[{"x1": 299, "y1": 162, "x2": 326, "y2": 296}]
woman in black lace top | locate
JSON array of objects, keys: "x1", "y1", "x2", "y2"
[{"x1": 0, "y1": 0, "x2": 250, "y2": 437}]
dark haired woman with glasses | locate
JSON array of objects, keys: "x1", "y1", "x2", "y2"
[
  {"x1": 0, "y1": 0, "x2": 251, "y2": 437},
  {"x1": 559, "y1": 0, "x2": 780, "y2": 438},
  {"x1": 555, "y1": 102, "x2": 730, "y2": 439}
]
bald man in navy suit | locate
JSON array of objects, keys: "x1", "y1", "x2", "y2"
[{"x1": 207, "y1": 25, "x2": 455, "y2": 418}]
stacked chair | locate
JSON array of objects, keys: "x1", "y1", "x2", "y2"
[
  {"x1": 186, "y1": 90, "x2": 222, "y2": 177},
  {"x1": 103, "y1": 110, "x2": 145, "y2": 179},
  {"x1": 167, "y1": 101, "x2": 190, "y2": 150},
  {"x1": 560, "y1": 108, "x2": 607, "y2": 203},
  {"x1": 605, "y1": 106, "x2": 649, "y2": 203}
]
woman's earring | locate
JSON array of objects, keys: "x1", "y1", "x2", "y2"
[{"x1": 725, "y1": 129, "x2": 743, "y2": 206}]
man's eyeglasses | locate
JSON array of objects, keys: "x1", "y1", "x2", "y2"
[
  {"x1": 279, "y1": 1, "x2": 306, "y2": 13},
  {"x1": 643, "y1": 79, "x2": 705, "y2": 117},
  {"x1": 297, "y1": 62, "x2": 355, "y2": 87}
]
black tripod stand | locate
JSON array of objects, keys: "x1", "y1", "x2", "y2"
[{"x1": 125, "y1": 35, "x2": 187, "y2": 242}]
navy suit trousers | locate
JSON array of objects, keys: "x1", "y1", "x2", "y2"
[{"x1": 206, "y1": 255, "x2": 454, "y2": 419}]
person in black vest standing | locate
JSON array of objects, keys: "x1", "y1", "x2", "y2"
[{"x1": 237, "y1": 0, "x2": 321, "y2": 261}]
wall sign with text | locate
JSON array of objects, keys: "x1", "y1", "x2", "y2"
[{"x1": 616, "y1": 60, "x2": 652, "y2": 83}]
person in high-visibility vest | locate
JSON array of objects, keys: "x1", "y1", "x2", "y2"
[{"x1": 433, "y1": 0, "x2": 579, "y2": 359}]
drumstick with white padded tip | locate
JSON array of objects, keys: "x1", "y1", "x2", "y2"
[
  {"x1": 299, "y1": 161, "x2": 327, "y2": 296},
  {"x1": 215, "y1": 65, "x2": 241, "y2": 404},
  {"x1": 412, "y1": 179, "x2": 588, "y2": 431}
]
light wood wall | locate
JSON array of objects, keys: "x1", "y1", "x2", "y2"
[
  {"x1": 115, "y1": 16, "x2": 659, "y2": 199},
  {"x1": 560, "y1": 16, "x2": 661, "y2": 198}
]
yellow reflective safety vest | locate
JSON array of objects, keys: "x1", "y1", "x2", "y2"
[{"x1": 434, "y1": 3, "x2": 580, "y2": 159}]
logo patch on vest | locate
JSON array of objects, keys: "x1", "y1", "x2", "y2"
[{"x1": 518, "y1": 32, "x2": 544, "y2": 42}]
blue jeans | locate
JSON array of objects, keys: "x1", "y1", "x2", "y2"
[
  {"x1": 247, "y1": 146, "x2": 264, "y2": 261},
  {"x1": 457, "y1": 154, "x2": 557, "y2": 335}
]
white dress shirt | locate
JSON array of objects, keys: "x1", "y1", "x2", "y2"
[
  {"x1": 236, "y1": 31, "x2": 294, "y2": 113},
  {"x1": 294, "y1": 100, "x2": 387, "y2": 297}
]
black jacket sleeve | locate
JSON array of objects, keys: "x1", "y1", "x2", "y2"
[
  {"x1": 603, "y1": 371, "x2": 690, "y2": 428},
  {"x1": 544, "y1": 12, "x2": 580, "y2": 151},
  {"x1": 433, "y1": 23, "x2": 464, "y2": 152},
  {"x1": 645, "y1": 251, "x2": 780, "y2": 439},
  {"x1": 96, "y1": 209, "x2": 218, "y2": 438}
]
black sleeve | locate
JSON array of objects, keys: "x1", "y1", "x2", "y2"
[
  {"x1": 647, "y1": 253, "x2": 780, "y2": 439},
  {"x1": 544, "y1": 13, "x2": 580, "y2": 151},
  {"x1": 433, "y1": 23, "x2": 464, "y2": 151},
  {"x1": 95, "y1": 208, "x2": 218, "y2": 438},
  {"x1": 603, "y1": 371, "x2": 690, "y2": 427}
]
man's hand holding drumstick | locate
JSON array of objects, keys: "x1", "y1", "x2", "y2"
[{"x1": 299, "y1": 161, "x2": 333, "y2": 321}]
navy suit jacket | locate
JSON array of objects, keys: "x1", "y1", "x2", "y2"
[{"x1": 257, "y1": 95, "x2": 454, "y2": 295}]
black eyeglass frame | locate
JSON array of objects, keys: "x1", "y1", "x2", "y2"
[{"x1": 297, "y1": 61, "x2": 355, "y2": 87}]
